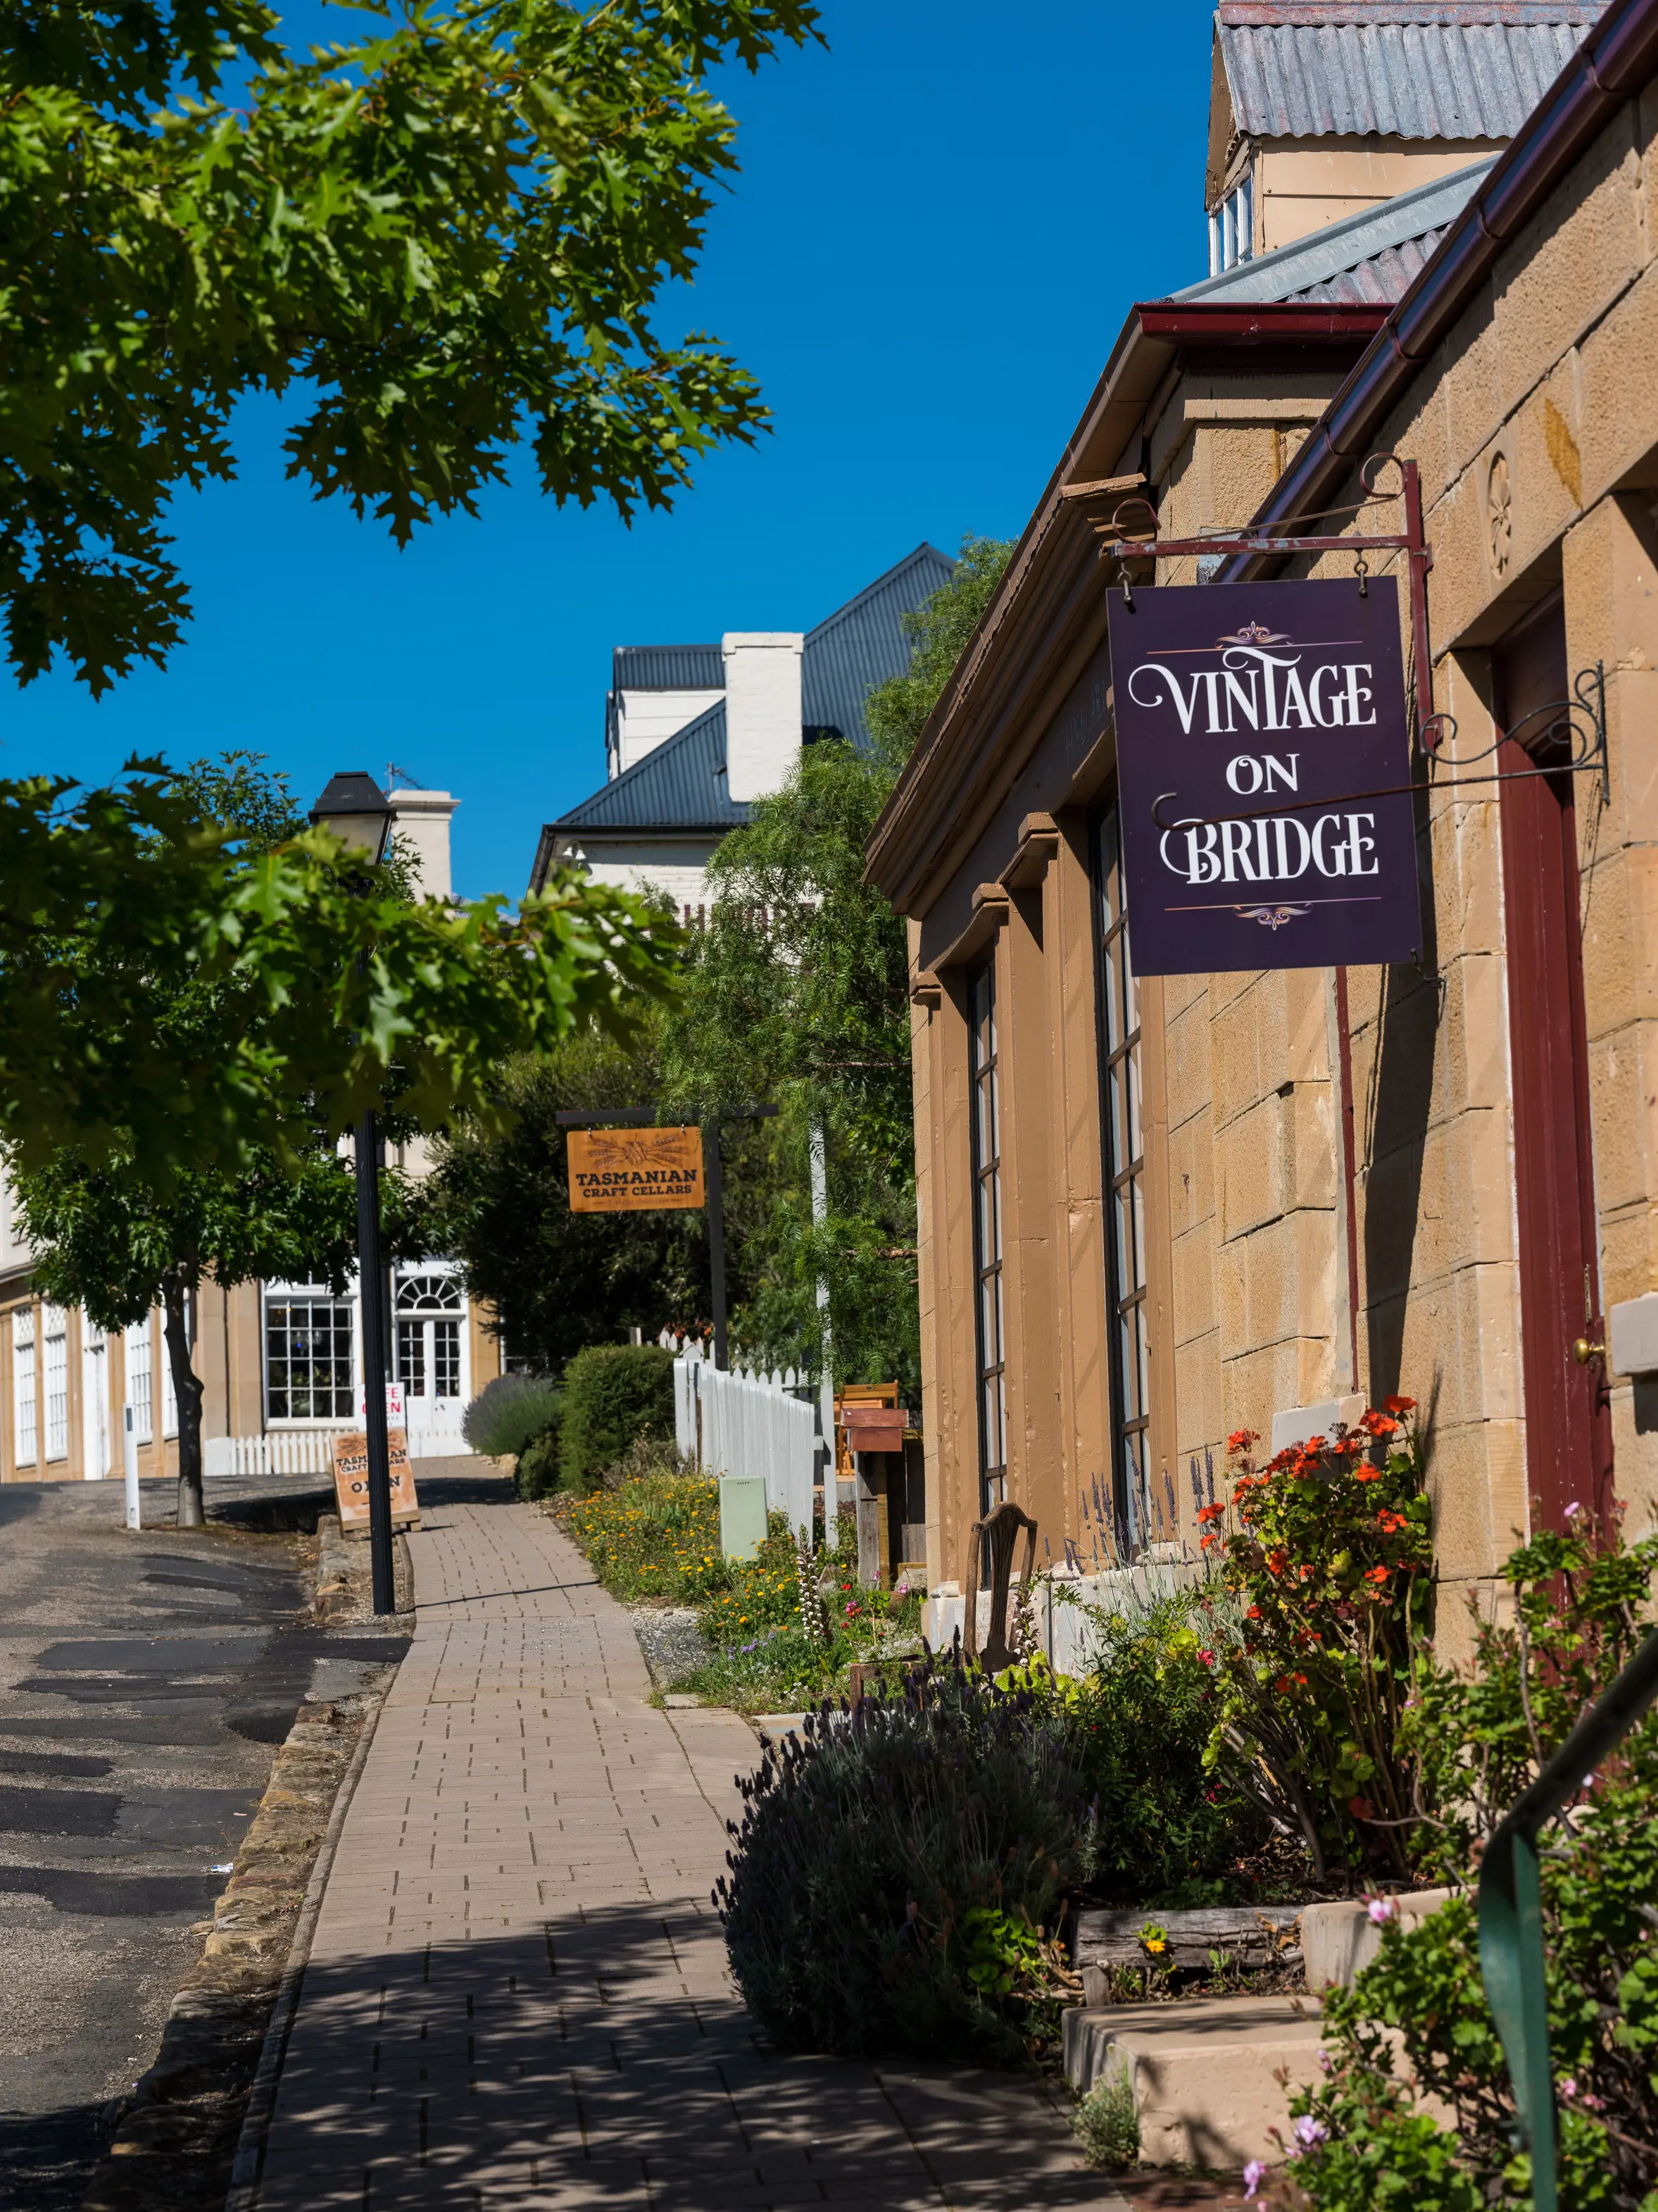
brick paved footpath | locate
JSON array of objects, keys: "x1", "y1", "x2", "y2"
[{"x1": 251, "y1": 1497, "x2": 1125, "y2": 2210}]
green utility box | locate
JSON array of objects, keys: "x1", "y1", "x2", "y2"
[{"x1": 719, "y1": 1473, "x2": 769, "y2": 1562}]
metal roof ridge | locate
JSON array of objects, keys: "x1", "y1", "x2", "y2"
[
  {"x1": 804, "y1": 543, "x2": 956, "y2": 644},
  {"x1": 1172, "y1": 156, "x2": 1500, "y2": 304},
  {"x1": 1217, "y1": 4, "x2": 1606, "y2": 21},
  {"x1": 550, "y1": 697, "x2": 727, "y2": 827}
]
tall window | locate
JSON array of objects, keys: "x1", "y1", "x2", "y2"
[
  {"x1": 265, "y1": 1286, "x2": 356, "y2": 1421},
  {"x1": 970, "y1": 963, "x2": 1007, "y2": 1513},
  {"x1": 396, "y1": 1270, "x2": 464, "y2": 1401},
  {"x1": 1096, "y1": 807, "x2": 1150, "y2": 1546},
  {"x1": 13, "y1": 1306, "x2": 37, "y2": 1468},
  {"x1": 161, "y1": 1321, "x2": 178, "y2": 1438},
  {"x1": 125, "y1": 1320, "x2": 153, "y2": 1444},
  {"x1": 42, "y1": 1304, "x2": 68, "y2": 1461}
]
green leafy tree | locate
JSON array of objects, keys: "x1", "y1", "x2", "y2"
[
  {"x1": 13, "y1": 1140, "x2": 422, "y2": 1525},
  {"x1": 660, "y1": 536, "x2": 1014, "y2": 1400},
  {"x1": 424, "y1": 1019, "x2": 712, "y2": 1373},
  {"x1": 0, "y1": 761, "x2": 677, "y2": 1182},
  {"x1": 2, "y1": 0, "x2": 822, "y2": 691},
  {"x1": 9, "y1": 750, "x2": 675, "y2": 1518},
  {"x1": 863, "y1": 536, "x2": 1017, "y2": 773}
]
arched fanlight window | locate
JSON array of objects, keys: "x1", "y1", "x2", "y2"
[{"x1": 394, "y1": 1269, "x2": 465, "y2": 1399}]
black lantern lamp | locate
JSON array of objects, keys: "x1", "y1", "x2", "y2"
[
  {"x1": 310, "y1": 770, "x2": 398, "y2": 1616},
  {"x1": 308, "y1": 770, "x2": 393, "y2": 863}
]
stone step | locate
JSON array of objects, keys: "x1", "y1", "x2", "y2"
[{"x1": 1064, "y1": 1995, "x2": 1326, "y2": 2168}]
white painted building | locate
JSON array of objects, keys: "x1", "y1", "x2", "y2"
[{"x1": 529, "y1": 547, "x2": 955, "y2": 918}]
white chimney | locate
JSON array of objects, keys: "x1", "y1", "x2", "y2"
[
  {"x1": 722, "y1": 633, "x2": 804, "y2": 803},
  {"x1": 388, "y1": 788, "x2": 458, "y2": 899}
]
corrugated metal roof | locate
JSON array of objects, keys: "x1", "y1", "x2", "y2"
[
  {"x1": 1175, "y1": 154, "x2": 1495, "y2": 301},
  {"x1": 551, "y1": 542, "x2": 957, "y2": 842},
  {"x1": 1219, "y1": 11, "x2": 1599, "y2": 139},
  {"x1": 611, "y1": 643, "x2": 724, "y2": 691},
  {"x1": 802, "y1": 542, "x2": 957, "y2": 747},
  {"x1": 553, "y1": 702, "x2": 746, "y2": 835}
]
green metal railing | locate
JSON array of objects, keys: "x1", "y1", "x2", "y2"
[{"x1": 1478, "y1": 1625, "x2": 1658, "y2": 2212}]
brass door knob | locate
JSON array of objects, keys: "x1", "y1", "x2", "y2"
[{"x1": 1572, "y1": 1337, "x2": 1606, "y2": 1368}]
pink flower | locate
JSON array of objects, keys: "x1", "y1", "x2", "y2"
[
  {"x1": 1197, "y1": 1648, "x2": 1215, "y2": 1666},
  {"x1": 1366, "y1": 1897, "x2": 1398, "y2": 1926},
  {"x1": 1559, "y1": 2077, "x2": 1578, "y2": 2102},
  {"x1": 1564, "y1": 1501, "x2": 1583, "y2": 1519},
  {"x1": 1292, "y1": 2117, "x2": 1329, "y2": 2149},
  {"x1": 1243, "y1": 2160, "x2": 1268, "y2": 2201}
]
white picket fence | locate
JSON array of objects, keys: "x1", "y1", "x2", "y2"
[
  {"x1": 203, "y1": 1429, "x2": 350, "y2": 1479},
  {"x1": 667, "y1": 1337, "x2": 817, "y2": 1537}
]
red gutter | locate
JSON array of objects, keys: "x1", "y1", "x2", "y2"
[
  {"x1": 1217, "y1": 0, "x2": 1658, "y2": 581},
  {"x1": 1136, "y1": 303, "x2": 1393, "y2": 344}
]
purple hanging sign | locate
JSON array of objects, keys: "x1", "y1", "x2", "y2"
[{"x1": 1106, "y1": 576, "x2": 1421, "y2": 976}]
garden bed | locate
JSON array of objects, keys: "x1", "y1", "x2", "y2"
[{"x1": 544, "y1": 1466, "x2": 924, "y2": 1715}]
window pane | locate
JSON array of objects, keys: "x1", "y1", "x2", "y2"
[
  {"x1": 434, "y1": 1320, "x2": 461, "y2": 1398},
  {"x1": 265, "y1": 1294, "x2": 354, "y2": 1421},
  {"x1": 13, "y1": 1306, "x2": 36, "y2": 1468},
  {"x1": 125, "y1": 1321, "x2": 153, "y2": 1444},
  {"x1": 397, "y1": 1321, "x2": 426, "y2": 1396}
]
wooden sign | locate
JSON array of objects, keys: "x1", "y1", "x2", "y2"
[
  {"x1": 332, "y1": 1429, "x2": 420, "y2": 1530},
  {"x1": 567, "y1": 1125, "x2": 705, "y2": 1212}
]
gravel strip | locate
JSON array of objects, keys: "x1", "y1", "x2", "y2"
[{"x1": 628, "y1": 1606, "x2": 711, "y2": 1689}]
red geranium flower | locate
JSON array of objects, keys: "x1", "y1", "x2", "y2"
[
  {"x1": 1364, "y1": 1564, "x2": 1390, "y2": 1585},
  {"x1": 1359, "y1": 1410, "x2": 1399, "y2": 1437},
  {"x1": 1383, "y1": 1396, "x2": 1416, "y2": 1415},
  {"x1": 1227, "y1": 1428, "x2": 1257, "y2": 1453}
]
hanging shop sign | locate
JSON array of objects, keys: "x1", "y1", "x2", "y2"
[
  {"x1": 567, "y1": 1125, "x2": 705, "y2": 1213},
  {"x1": 1106, "y1": 576, "x2": 1421, "y2": 975}
]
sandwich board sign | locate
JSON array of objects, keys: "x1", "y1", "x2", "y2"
[
  {"x1": 567, "y1": 1125, "x2": 705, "y2": 1212},
  {"x1": 332, "y1": 1426, "x2": 419, "y2": 1530},
  {"x1": 1105, "y1": 575, "x2": 1421, "y2": 975}
]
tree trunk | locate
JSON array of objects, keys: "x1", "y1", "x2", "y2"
[{"x1": 163, "y1": 1269, "x2": 206, "y2": 1530}]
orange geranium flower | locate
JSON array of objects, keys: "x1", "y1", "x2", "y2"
[{"x1": 1383, "y1": 1395, "x2": 1417, "y2": 1415}]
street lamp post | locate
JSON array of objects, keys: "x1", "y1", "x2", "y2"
[{"x1": 309, "y1": 772, "x2": 397, "y2": 1618}]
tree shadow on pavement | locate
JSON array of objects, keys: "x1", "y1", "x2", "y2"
[{"x1": 253, "y1": 1899, "x2": 1124, "y2": 2211}]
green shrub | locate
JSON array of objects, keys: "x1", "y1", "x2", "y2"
[
  {"x1": 1257, "y1": 1518, "x2": 1658, "y2": 2212},
  {"x1": 1059, "y1": 1586, "x2": 1262, "y2": 1904},
  {"x1": 462, "y1": 1372, "x2": 562, "y2": 1460},
  {"x1": 515, "y1": 1425, "x2": 563, "y2": 1501},
  {"x1": 559, "y1": 1344, "x2": 675, "y2": 1492},
  {"x1": 1072, "y1": 2061, "x2": 1140, "y2": 2170},
  {"x1": 717, "y1": 1654, "x2": 1097, "y2": 2061}
]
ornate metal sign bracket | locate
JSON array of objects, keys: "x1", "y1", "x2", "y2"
[{"x1": 1081, "y1": 451, "x2": 1439, "y2": 748}]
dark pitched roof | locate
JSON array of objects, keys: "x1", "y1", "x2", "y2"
[
  {"x1": 546, "y1": 543, "x2": 957, "y2": 845},
  {"x1": 553, "y1": 701, "x2": 746, "y2": 837},
  {"x1": 1216, "y1": 3, "x2": 1603, "y2": 142},
  {"x1": 802, "y1": 543, "x2": 957, "y2": 746},
  {"x1": 611, "y1": 643, "x2": 724, "y2": 691},
  {"x1": 1174, "y1": 156, "x2": 1497, "y2": 304}
]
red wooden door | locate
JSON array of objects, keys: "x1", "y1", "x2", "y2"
[{"x1": 1494, "y1": 594, "x2": 1612, "y2": 1532}]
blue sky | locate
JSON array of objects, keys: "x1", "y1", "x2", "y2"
[{"x1": 7, "y1": 1, "x2": 1219, "y2": 897}]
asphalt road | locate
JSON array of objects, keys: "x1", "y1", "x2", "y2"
[{"x1": 0, "y1": 1469, "x2": 444, "y2": 2212}]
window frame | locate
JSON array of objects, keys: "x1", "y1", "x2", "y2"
[
  {"x1": 1093, "y1": 801, "x2": 1154, "y2": 1552},
  {"x1": 262, "y1": 1280, "x2": 358, "y2": 1425},
  {"x1": 13, "y1": 1305, "x2": 37, "y2": 1468},
  {"x1": 42, "y1": 1304, "x2": 68, "y2": 1462},
  {"x1": 969, "y1": 958, "x2": 1007, "y2": 1517},
  {"x1": 125, "y1": 1318, "x2": 153, "y2": 1445}
]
